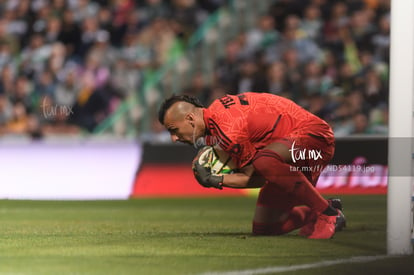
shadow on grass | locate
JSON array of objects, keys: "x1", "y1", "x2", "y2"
[{"x1": 140, "y1": 231, "x2": 312, "y2": 239}]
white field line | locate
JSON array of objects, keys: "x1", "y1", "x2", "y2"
[{"x1": 200, "y1": 255, "x2": 391, "y2": 275}]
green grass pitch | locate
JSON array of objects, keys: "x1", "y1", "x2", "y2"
[{"x1": 0, "y1": 195, "x2": 413, "y2": 275}]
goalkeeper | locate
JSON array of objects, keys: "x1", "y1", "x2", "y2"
[{"x1": 158, "y1": 92, "x2": 345, "y2": 239}]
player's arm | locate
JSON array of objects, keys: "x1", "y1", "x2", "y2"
[
  {"x1": 192, "y1": 148, "x2": 264, "y2": 190},
  {"x1": 192, "y1": 161, "x2": 264, "y2": 189},
  {"x1": 221, "y1": 165, "x2": 266, "y2": 189}
]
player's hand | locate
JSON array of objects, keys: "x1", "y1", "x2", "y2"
[{"x1": 192, "y1": 161, "x2": 223, "y2": 190}]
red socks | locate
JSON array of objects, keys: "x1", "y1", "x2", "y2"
[{"x1": 252, "y1": 149, "x2": 329, "y2": 215}]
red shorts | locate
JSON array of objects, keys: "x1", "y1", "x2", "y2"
[{"x1": 256, "y1": 124, "x2": 335, "y2": 210}]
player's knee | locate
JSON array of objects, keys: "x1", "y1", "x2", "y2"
[{"x1": 252, "y1": 221, "x2": 284, "y2": 236}]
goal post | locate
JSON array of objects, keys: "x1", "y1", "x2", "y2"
[{"x1": 387, "y1": 0, "x2": 414, "y2": 255}]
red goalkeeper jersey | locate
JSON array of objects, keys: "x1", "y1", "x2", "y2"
[{"x1": 202, "y1": 92, "x2": 334, "y2": 167}]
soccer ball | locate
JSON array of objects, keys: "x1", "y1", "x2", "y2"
[{"x1": 197, "y1": 146, "x2": 236, "y2": 175}]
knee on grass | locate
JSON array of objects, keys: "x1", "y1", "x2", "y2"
[{"x1": 252, "y1": 221, "x2": 285, "y2": 236}]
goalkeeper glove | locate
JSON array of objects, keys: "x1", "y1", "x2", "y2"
[{"x1": 192, "y1": 161, "x2": 223, "y2": 189}]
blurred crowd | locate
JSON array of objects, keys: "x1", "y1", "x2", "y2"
[
  {"x1": 0, "y1": 0, "x2": 390, "y2": 140},
  {"x1": 181, "y1": 0, "x2": 390, "y2": 137},
  {"x1": 0, "y1": 0, "x2": 225, "y2": 139}
]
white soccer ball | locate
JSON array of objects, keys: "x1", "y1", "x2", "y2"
[{"x1": 197, "y1": 146, "x2": 236, "y2": 175}]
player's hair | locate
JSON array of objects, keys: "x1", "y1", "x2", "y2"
[{"x1": 158, "y1": 94, "x2": 204, "y2": 124}]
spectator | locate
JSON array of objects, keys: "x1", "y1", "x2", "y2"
[
  {"x1": 245, "y1": 14, "x2": 279, "y2": 55},
  {"x1": 303, "y1": 60, "x2": 324, "y2": 96},
  {"x1": 0, "y1": 65, "x2": 15, "y2": 95},
  {"x1": 214, "y1": 39, "x2": 242, "y2": 90},
  {"x1": 322, "y1": 1, "x2": 349, "y2": 55},
  {"x1": 51, "y1": 0, "x2": 67, "y2": 17},
  {"x1": 0, "y1": 94, "x2": 13, "y2": 126},
  {"x1": 265, "y1": 15, "x2": 322, "y2": 64},
  {"x1": 0, "y1": 0, "x2": 390, "y2": 139},
  {"x1": 78, "y1": 17, "x2": 101, "y2": 58},
  {"x1": 233, "y1": 57, "x2": 265, "y2": 94},
  {"x1": 281, "y1": 48, "x2": 304, "y2": 99},
  {"x1": 109, "y1": 0, "x2": 136, "y2": 46},
  {"x1": 300, "y1": 4, "x2": 323, "y2": 41},
  {"x1": 264, "y1": 61, "x2": 290, "y2": 97},
  {"x1": 44, "y1": 16, "x2": 62, "y2": 44},
  {"x1": 351, "y1": 112, "x2": 370, "y2": 134},
  {"x1": 73, "y1": 0, "x2": 100, "y2": 23},
  {"x1": 139, "y1": 0, "x2": 170, "y2": 25},
  {"x1": 5, "y1": 101, "x2": 29, "y2": 135},
  {"x1": 150, "y1": 18, "x2": 178, "y2": 66},
  {"x1": 362, "y1": 68, "x2": 387, "y2": 108},
  {"x1": 10, "y1": 75, "x2": 32, "y2": 109},
  {"x1": 89, "y1": 30, "x2": 117, "y2": 67},
  {"x1": 110, "y1": 57, "x2": 141, "y2": 100},
  {"x1": 20, "y1": 33, "x2": 51, "y2": 77},
  {"x1": 54, "y1": 65, "x2": 79, "y2": 107},
  {"x1": 182, "y1": 73, "x2": 212, "y2": 106},
  {"x1": 34, "y1": 69, "x2": 56, "y2": 98},
  {"x1": 47, "y1": 42, "x2": 68, "y2": 77},
  {"x1": 371, "y1": 14, "x2": 390, "y2": 63},
  {"x1": 170, "y1": 0, "x2": 206, "y2": 40},
  {"x1": 348, "y1": 8, "x2": 376, "y2": 52},
  {"x1": 58, "y1": 9, "x2": 81, "y2": 58},
  {"x1": 0, "y1": 19, "x2": 20, "y2": 57},
  {"x1": 348, "y1": 111, "x2": 386, "y2": 135}
]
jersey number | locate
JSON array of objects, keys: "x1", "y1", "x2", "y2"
[{"x1": 219, "y1": 95, "x2": 249, "y2": 108}]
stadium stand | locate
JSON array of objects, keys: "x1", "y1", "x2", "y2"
[
  {"x1": 0, "y1": 0, "x2": 390, "y2": 140},
  {"x1": 0, "y1": 0, "x2": 227, "y2": 139}
]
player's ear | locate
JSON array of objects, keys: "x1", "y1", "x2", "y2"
[{"x1": 185, "y1": 113, "x2": 195, "y2": 126}]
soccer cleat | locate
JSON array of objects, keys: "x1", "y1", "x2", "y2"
[
  {"x1": 335, "y1": 209, "x2": 346, "y2": 232},
  {"x1": 307, "y1": 212, "x2": 337, "y2": 239},
  {"x1": 299, "y1": 198, "x2": 345, "y2": 237},
  {"x1": 327, "y1": 198, "x2": 346, "y2": 232},
  {"x1": 328, "y1": 198, "x2": 343, "y2": 211}
]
